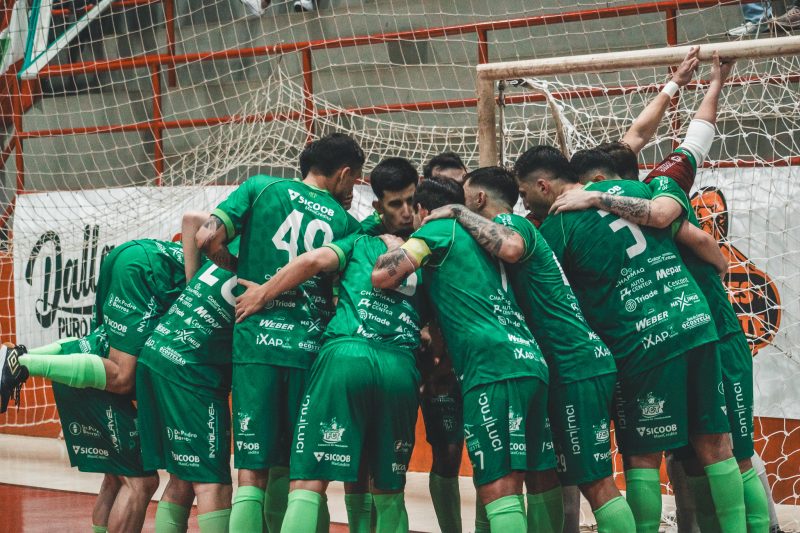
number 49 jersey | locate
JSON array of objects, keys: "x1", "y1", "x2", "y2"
[
  {"x1": 539, "y1": 180, "x2": 718, "y2": 378},
  {"x1": 213, "y1": 175, "x2": 362, "y2": 368}
]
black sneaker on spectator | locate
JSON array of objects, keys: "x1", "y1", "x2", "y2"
[
  {"x1": 293, "y1": 0, "x2": 316, "y2": 12},
  {"x1": 240, "y1": 0, "x2": 271, "y2": 17},
  {"x1": 0, "y1": 344, "x2": 28, "y2": 414},
  {"x1": 772, "y1": 6, "x2": 800, "y2": 30},
  {"x1": 727, "y1": 20, "x2": 769, "y2": 37}
]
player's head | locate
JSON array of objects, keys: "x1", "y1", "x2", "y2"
[
  {"x1": 463, "y1": 166, "x2": 519, "y2": 216},
  {"x1": 423, "y1": 152, "x2": 468, "y2": 184},
  {"x1": 570, "y1": 148, "x2": 620, "y2": 184},
  {"x1": 300, "y1": 133, "x2": 365, "y2": 208},
  {"x1": 596, "y1": 141, "x2": 639, "y2": 181},
  {"x1": 370, "y1": 157, "x2": 419, "y2": 237},
  {"x1": 514, "y1": 145, "x2": 578, "y2": 220},
  {"x1": 412, "y1": 177, "x2": 465, "y2": 229}
]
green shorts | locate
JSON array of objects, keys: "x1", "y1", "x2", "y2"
[
  {"x1": 549, "y1": 374, "x2": 616, "y2": 486},
  {"x1": 420, "y1": 375, "x2": 464, "y2": 448},
  {"x1": 720, "y1": 333, "x2": 755, "y2": 461},
  {"x1": 98, "y1": 243, "x2": 181, "y2": 355},
  {"x1": 290, "y1": 338, "x2": 420, "y2": 491},
  {"x1": 232, "y1": 363, "x2": 308, "y2": 470},
  {"x1": 136, "y1": 364, "x2": 232, "y2": 484},
  {"x1": 463, "y1": 377, "x2": 556, "y2": 487},
  {"x1": 612, "y1": 355, "x2": 689, "y2": 457},
  {"x1": 52, "y1": 382, "x2": 151, "y2": 477},
  {"x1": 687, "y1": 342, "x2": 729, "y2": 436}
]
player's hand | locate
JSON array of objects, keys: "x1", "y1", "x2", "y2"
[
  {"x1": 235, "y1": 279, "x2": 269, "y2": 323},
  {"x1": 710, "y1": 50, "x2": 736, "y2": 85},
  {"x1": 672, "y1": 46, "x2": 700, "y2": 86},
  {"x1": 549, "y1": 189, "x2": 600, "y2": 215},
  {"x1": 378, "y1": 233, "x2": 404, "y2": 250},
  {"x1": 422, "y1": 204, "x2": 462, "y2": 224}
]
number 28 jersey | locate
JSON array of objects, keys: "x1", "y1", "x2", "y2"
[
  {"x1": 213, "y1": 175, "x2": 362, "y2": 368},
  {"x1": 539, "y1": 180, "x2": 718, "y2": 378}
]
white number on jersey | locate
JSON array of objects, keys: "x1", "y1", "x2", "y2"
[
  {"x1": 198, "y1": 264, "x2": 238, "y2": 307},
  {"x1": 272, "y1": 209, "x2": 334, "y2": 260},
  {"x1": 598, "y1": 210, "x2": 646, "y2": 259}
]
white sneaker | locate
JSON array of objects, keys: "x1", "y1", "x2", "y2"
[
  {"x1": 240, "y1": 0, "x2": 271, "y2": 17},
  {"x1": 293, "y1": 0, "x2": 316, "y2": 12},
  {"x1": 726, "y1": 20, "x2": 769, "y2": 37}
]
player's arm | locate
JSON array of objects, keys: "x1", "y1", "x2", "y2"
[
  {"x1": 195, "y1": 214, "x2": 238, "y2": 273},
  {"x1": 423, "y1": 204, "x2": 525, "y2": 263},
  {"x1": 372, "y1": 239, "x2": 420, "y2": 290},
  {"x1": 550, "y1": 189, "x2": 682, "y2": 229},
  {"x1": 674, "y1": 219, "x2": 727, "y2": 275},
  {"x1": 181, "y1": 211, "x2": 210, "y2": 280},
  {"x1": 621, "y1": 46, "x2": 699, "y2": 153},
  {"x1": 235, "y1": 247, "x2": 340, "y2": 323}
]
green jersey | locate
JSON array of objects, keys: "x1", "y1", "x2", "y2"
[
  {"x1": 402, "y1": 218, "x2": 548, "y2": 392},
  {"x1": 213, "y1": 175, "x2": 362, "y2": 368},
  {"x1": 647, "y1": 175, "x2": 742, "y2": 340},
  {"x1": 539, "y1": 180, "x2": 718, "y2": 377},
  {"x1": 360, "y1": 211, "x2": 387, "y2": 236},
  {"x1": 494, "y1": 213, "x2": 616, "y2": 384},
  {"x1": 323, "y1": 233, "x2": 427, "y2": 351},
  {"x1": 138, "y1": 260, "x2": 236, "y2": 392}
]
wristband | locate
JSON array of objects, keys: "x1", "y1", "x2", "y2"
[{"x1": 661, "y1": 81, "x2": 680, "y2": 98}]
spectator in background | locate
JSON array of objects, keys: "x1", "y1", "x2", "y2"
[
  {"x1": 772, "y1": 1, "x2": 800, "y2": 29},
  {"x1": 728, "y1": 1, "x2": 773, "y2": 37}
]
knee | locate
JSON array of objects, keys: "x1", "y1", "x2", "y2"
[
  {"x1": 431, "y1": 444, "x2": 463, "y2": 477},
  {"x1": 525, "y1": 469, "x2": 560, "y2": 493}
]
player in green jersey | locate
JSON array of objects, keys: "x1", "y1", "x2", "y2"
[
  {"x1": 360, "y1": 157, "x2": 418, "y2": 238},
  {"x1": 372, "y1": 178, "x2": 557, "y2": 533},
  {"x1": 554, "y1": 143, "x2": 769, "y2": 531},
  {"x1": 422, "y1": 166, "x2": 635, "y2": 532},
  {"x1": 1, "y1": 237, "x2": 187, "y2": 533},
  {"x1": 423, "y1": 151, "x2": 468, "y2": 184},
  {"x1": 195, "y1": 133, "x2": 365, "y2": 533},
  {"x1": 235, "y1": 224, "x2": 428, "y2": 533},
  {"x1": 519, "y1": 145, "x2": 749, "y2": 533}
]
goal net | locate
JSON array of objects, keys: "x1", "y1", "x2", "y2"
[{"x1": 0, "y1": 0, "x2": 799, "y2": 525}]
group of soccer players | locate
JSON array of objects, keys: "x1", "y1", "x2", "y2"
[{"x1": 0, "y1": 48, "x2": 779, "y2": 533}]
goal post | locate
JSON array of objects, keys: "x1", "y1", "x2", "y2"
[{"x1": 476, "y1": 36, "x2": 800, "y2": 166}]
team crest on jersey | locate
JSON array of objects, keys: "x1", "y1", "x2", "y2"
[
  {"x1": 508, "y1": 409, "x2": 523, "y2": 433},
  {"x1": 691, "y1": 187, "x2": 781, "y2": 354},
  {"x1": 320, "y1": 418, "x2": 346, "y2": 444},
  {"x1": 237, "y1": 412, "x2": 251, "y2": 432},
  {"x1": 593, "y1": 421, "x2": 610, "y2": 444},
  {"x1": 638, "y1": 393, "x2": 665, "y2": 419}
]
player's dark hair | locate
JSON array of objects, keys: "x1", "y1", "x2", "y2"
[
  {"x1": 570, "y1": 149, "x2": 619, "y2": 182},
  {"x1": 422, "y1": 151, "x2": 467, "y2": 180},
  {"x1": 299, "y1": 133, "x2": 365, "y2": 178},
  {"x1": 514, "y1": 145, "x2": 578, "y2": 184},
  {"x1": 464, "y1": 166, "x2": 519, "y2": 209},
  {"x1": 369, "y1": 157, "x2": 419, "y2": 199},
  {"x1": 596, "y1": 141, "x2": 639, "y2": 181},
  {"x1": 413, "y1": 176, "x2": 465, "y2": 211}
]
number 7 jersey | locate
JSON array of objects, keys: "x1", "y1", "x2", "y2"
[{"x1": 213, "y1": 175, "x2": 362, "y2": 368}]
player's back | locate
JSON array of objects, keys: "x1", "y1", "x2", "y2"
[
  {"x1": 539, "y1": 180, "x2": 717, "y2": 377},
  {"x1": 414, "y1": 219, "x2": 548, "y2": 392},
  {"x1": 212, "y1": 175, "x2": 361, "y2": 368},
  {"x1": 323, "y1": 234, "x2": 425, "y2": 352}
]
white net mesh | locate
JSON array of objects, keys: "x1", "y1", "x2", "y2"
[{"x1": 1, "y1": 0, "x2": 799, "y2": 525}]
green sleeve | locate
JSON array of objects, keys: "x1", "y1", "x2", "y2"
[
  {"x1": 407, "y1": 219, "x2": 456, "y2": 266},
  {"x1": 648, "y1": 175, "x2": 692, "y2": 217},
  {"x1": 346, "y1": 212, "x2": 365, "y2": 235},
  {"x1": 539, "y1": 215, "x2": 567, "y2": 265},
  {"x1": 324, "y1": 233, "x2": 362, "y2": 272},
  {"x1": 495, "y1": 213, "x2": 537, "y2": 261},
  {"x1": 213, "y1": 177, "x2": 260, "y2": 241}
]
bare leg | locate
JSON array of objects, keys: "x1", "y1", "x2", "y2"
[
  {"x1": 162, "y1": 475, "x2": 195, "y2": 507},
  {"x1": 195, "y1": 482, "x2": 233, "y2": 514},
  {"x1": 108, "y1": 473, "x2": 160, "y2": 533},
  {"x1": 92, "y1": 474, "x2": 122, "y2": 529}
]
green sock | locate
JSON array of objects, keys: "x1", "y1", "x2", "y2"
[
  {"x1": 686, "y1": 475, "x2": 722, "y2": 533},
  {"x1": 374, "y1": 493, "x2": 409, "y2": 533},
  {"x1": 198, "y1": 509, "x2": 231, "y2": 533},
  {"x1": 264, "y1": 467, "x2": 290, "y2": 533},
  {"x1": 526, "y1": 487, "x2": 563, "y2": 533},
  {"x1": 742, "y1": 468, "x2": 770, "y2": 533},
  {"x1": 230, "y1": 486, "x2": 266, "y2": 533},
  {"x1": 155, "y1": 501, "x2": 191, "y2": 533},
  {"x1": 429, "y1": 473, "x2": 462, "y2": 533},
  {"x1": 705, "y1": 458, "x2": 746, "y2": 533},
  {"x1": 280, "y1": 490, "x2": 321, "y2": 533},
  {"x1": 625, "y1": 468, "x2": 661, "y2": 533},
  {"x1": 316, "y1": 494, "x2": 329, "y2": 533},
  {"x1": 91, "y1": 526, "x2": 108, "y2": 533},
  {"x1": 485, "y1": 495, "x2": 527, "y2": 532},
  {"x1": 29, "y1": 337, "x2": 77, "y2": 355},
  {"x1": 475, "y1": 500, "x2": 491, "y2": 533},
  {"x1": 594, "y1": 496, "x2": 637, "y2": 533},
  {"x1": 18, "y1": 352, "x2": 106, "y2": 389},
  {"x1": 345, "y1": 493, "x2": 373, "y2": 533}
]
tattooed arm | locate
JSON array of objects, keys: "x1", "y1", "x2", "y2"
[
  {"x1": 195, "y1": 215, "x2": 238, "y2": 273},
  {"x1": 372, "y1": 239, "x2": 418, "y2": 290},
  {"x1": 674, "y1": 219, "x2": 728, "y2": 275},
  {"x1": 549, "y1": 189, "x2": 682, "y2": 229},
  {"x1": 181, "y1": 211, "x2": 210, "y2": 280}
]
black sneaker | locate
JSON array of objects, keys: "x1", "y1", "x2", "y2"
[{"x1": 1, "y1": 344, "x2": 29, "y2": 414}]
